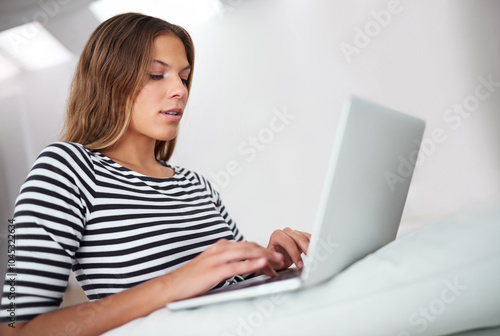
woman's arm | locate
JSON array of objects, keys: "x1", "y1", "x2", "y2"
[{"x1": 0, "y1": 239, "x2": 284, "y2": 336}]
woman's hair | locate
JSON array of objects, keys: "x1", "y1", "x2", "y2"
[{"x1": 61, "y1": 12, "x2": 195, "y2": 161}]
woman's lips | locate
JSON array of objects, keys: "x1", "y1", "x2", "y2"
[{"x1": 161, "y1": 108, "x2": 182, "y2": 121}]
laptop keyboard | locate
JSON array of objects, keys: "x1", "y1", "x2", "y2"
[{"x1": 206, "y1": 268, "x2": 302, "y2": 295}]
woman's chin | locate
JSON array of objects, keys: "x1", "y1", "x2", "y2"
[{"x1": 156, "y1": 131, "x2": 178, "y2": 142}]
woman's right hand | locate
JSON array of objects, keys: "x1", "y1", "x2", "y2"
[
  {"x1": 164, "y1": 239, "x2": 285, "y2": 302},
  {"x1": 0, "y1": 239, "x2": 282, "y2": 336}
]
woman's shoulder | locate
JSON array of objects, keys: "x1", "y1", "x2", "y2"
[
  {"x1": 167, "y1": 163, "x2": 219, "y2": 195},
  {"x1": 43, "y1": 140, "x2": 85, "y2": 150},
  {"x1": 22, "y1": 141, "x2": 97, "y2": 192},
  {"x1": 36, "y1": 141, "x2": 95, "y2": 169}
]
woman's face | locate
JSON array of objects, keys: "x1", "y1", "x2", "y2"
[{"x1": 128, "y1": 34, "x2": 191, "y2": 143}]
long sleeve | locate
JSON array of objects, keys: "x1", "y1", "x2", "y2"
[{"x1": 1, "y1": 142, "x2": 93, "y2": 323}]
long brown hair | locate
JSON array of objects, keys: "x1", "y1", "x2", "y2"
[{"x1": 61, "y1": 13, "x2": 195, "y2": 161}]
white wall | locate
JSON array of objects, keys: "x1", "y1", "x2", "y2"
[
  {"x1": 173, "y1": 0, "x2": 500, "y2": 243},
  {"x1": 1, "y1": 0, "x2": 499, "y2": 257}
]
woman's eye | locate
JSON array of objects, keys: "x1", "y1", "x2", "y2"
[
  {"x1": 149, "y1": 74, "x2": 163, "y2": 80},
  {"x1": 181, "y1": 78, "x2": 189, "y2": 86}
]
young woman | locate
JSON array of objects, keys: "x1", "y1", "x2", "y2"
[{"x1": 0, "y1": 12, "x2": 310, "y2": 335}]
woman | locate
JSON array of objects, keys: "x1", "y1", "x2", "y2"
[{"x1": 0, "y1": 12, "x2": 310, "y2": 335}]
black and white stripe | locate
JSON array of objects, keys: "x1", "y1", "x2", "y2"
[{"x1": 1, "y1": 141, "x2": 245, "y2": 323}]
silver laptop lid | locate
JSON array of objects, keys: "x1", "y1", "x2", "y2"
[{"x1": 302, "y1": 97, "x2": 426, "y2": 286}]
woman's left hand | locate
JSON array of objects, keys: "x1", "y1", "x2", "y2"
[{"x1": 264, "y1": 227, "x2": 311, "y2": 273}]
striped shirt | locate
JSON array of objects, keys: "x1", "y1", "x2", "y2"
[{"x1": 1, "y1": 141, "x2": 246, "y2": 323}]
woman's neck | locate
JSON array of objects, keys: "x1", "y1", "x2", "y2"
[{"x1": 99, "y1": 136, "x2": 174, "y2": 178}]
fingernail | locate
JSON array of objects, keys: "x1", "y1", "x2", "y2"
[
  {"x1": 297, "y1": 261, "x2": 303, "y2": 269},
  {"x1": 273, "y1": 252, "x2": 282, "y2": 260}
]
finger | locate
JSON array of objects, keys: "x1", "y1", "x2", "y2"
[
  {"x1": 210, "y1": 241, "x2": 284, "y2": 269},
  {"x1": 272, "y1": 230, "x2": 304, "y2": 269},
  {"x1": 283, "y1": 228, "x2": 310, "y2": 255},
  {"x1": 218, "y1": 257, "x2": 270, "y2": 279},
  {"x1": 296, "y1": 230, "x2": 312, "y2": 240},
  {"x1": 260, "y1": 264, "x2": 277, "y2": 277}
]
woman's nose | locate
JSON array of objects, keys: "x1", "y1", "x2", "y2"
[{"x1": 167, "y1": 77, "x2": 188, "y2": 100}]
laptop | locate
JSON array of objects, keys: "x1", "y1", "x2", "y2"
[{"x1": 167, "y1": 96, "x2": 426, "y2": 310}]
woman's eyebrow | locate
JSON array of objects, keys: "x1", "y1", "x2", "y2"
[{"x1": 152, "y1": 59, "x2": 191, "y2": 71}]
